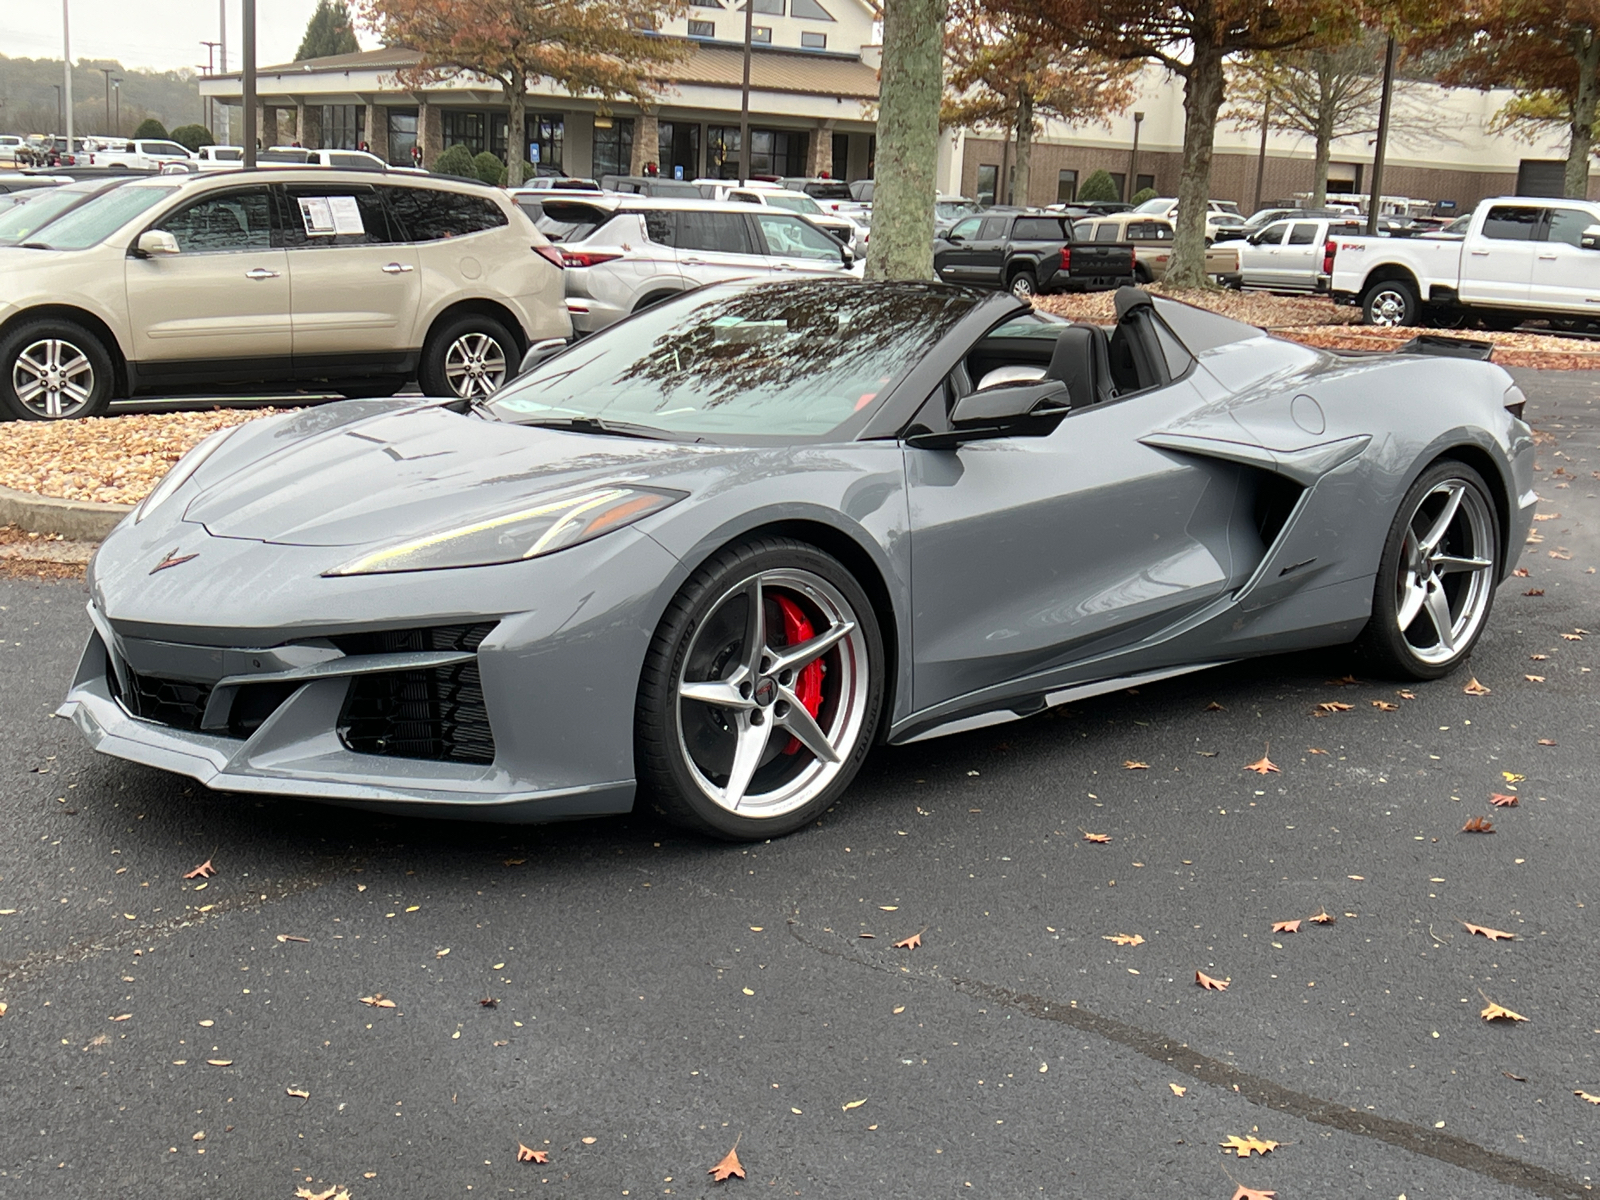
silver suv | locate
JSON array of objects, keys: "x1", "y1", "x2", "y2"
[
  {"x1": 519, "y1": 195, "x2": 857, "y2": 334},
  {"x1": 0, "y1": 168, "x2": 569, "y2": 419}
]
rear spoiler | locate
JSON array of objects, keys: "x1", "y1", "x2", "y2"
[{"x1": 1394, "y1": 334, "x2": 1494, "y2": 361}]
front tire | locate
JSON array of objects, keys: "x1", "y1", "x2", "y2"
[
  {"x1": 1361, "y1": 279, "x2": 1418, "y2": 327},
  {"x1": 636, "y1": 537, "x2": 884, "y2": 840},
  {"x1": 418, "y1": 313, "x2": 516, "y2": 400},
  {"x1": 0, "y1": 320, "x2": 113, "y2": 420},
  {"x1": 1354, "y1": 460, "x2": 1500, "y2": 680}
]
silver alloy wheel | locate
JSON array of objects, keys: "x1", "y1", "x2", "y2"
[
  {"x1": 1368, "y1": 287, "x2": 1409, "y2": 327},
  {"x1": 12, "y1": 337, "x2": 95, "y2": 418},
  {"x1": 1394, "y1": 478, "x2": 1496, "y2": 665},
  {"x1": 442, "y1": 332, "x2": 508, "y2": 399},
  {"x1": 1010, "y1": 273, "x2": 1036, "y2": 298},
  {"x1": 676, "y1": 568, "x2": 871, "y2": 820}
]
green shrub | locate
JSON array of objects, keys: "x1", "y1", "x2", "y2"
[
  {"x1": 431, "y1": 143, "x2": 476, "y2": 178},
  {"x1": 169, "y1": 124, "x2": 213, "y2": 153},
  {"x1": 1130, "y1": 186, "x2": 1158, "y2": 206},
  {"x1": 471, "y1": 151, "x2": 507, "y2": 186},
  {"x1": 133, "y1": 117, "x2": 169, "y2": 140},
  {"x1": 1077, "y1": 169, "x2": 1121, "y2": 203}
]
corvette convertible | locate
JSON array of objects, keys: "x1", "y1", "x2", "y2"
[{"x1": 62, "y1": 281, "x2": 1535, "y2": 840}]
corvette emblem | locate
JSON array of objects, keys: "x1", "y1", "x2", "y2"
[{"x1": 150, "y1": 548, "x2": 199, "y2": 575}]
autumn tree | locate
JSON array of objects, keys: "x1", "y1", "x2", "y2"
[
  {"x1": 1013, "y1": 0, "x2": 1359, "y2": 285},
  {"x1": 942, "y1": 0, "x2": 1136, "y2": 206},
  {"x1": 358, "y1": 0, "x2": 688, "y2": 187},
  {"x1": 866, "y1": 0, "x2": 948, "y2": 281},
  {"x1": 297, "y1": 0, "x2": 361, "y2": 61},
  {"x1": 1415, "y1": 0, "x2": 1600, "y2": 198}
]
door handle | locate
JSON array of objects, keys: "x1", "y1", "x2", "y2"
[
  {"x1": 243, "y1": 267, "x2": 280, "y2": 280},
  {"x1": 774, "y1": 263, "x2": 797, "y2": 270},
  {"x1": 1469, "y1": 250, "x2": 1491, "y2": 256},
  {"x1": 381, "y1": 262, "x2": 414, "y2": 274},
  {"x1": 1538, "y1": 253, "x2": 1558, "y2": 260}
]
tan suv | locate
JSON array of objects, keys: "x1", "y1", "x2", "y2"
[{"x1": 0, "y1": 168, "x2": 569, "y2": 419}]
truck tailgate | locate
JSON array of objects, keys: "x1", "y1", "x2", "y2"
[{"x1": 1070, "y1": 244, "x2": 1135, "y2": 280}]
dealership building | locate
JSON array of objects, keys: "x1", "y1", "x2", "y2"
[{"x1": 199, "y1": 11, "x2": 1591, "y2": 211}]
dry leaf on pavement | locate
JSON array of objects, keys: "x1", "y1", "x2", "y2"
[
  {"x1": 1081, "y1": 831, "x2": 1111, "y2": 843},
  {"x1": 1219, "y1": 1134, "x2": 1278, "y2": 1157},
  {"x1": 183, "y1": 860, "x2": 215, "y2": 879},
  {"x1": 1326, "y1": 674, "x2": 1359, "y2": 686},
  {"x1": 1309, "y1": 909, "x2": 1335, "y2": 925},
  {"x1": 276, "y1": 934, "x2": 310, "y2": 943},
  {"x1": 1205, "y1": 701, "x2": 1225, "y2": 711},
  {"x1": 1232, "y1": 1187, "x2": 1277, "y2": 1200},
  {"x1": 1196, "y1": 971, "x2": 1230, "y2": 991},
  {"x1": 294, "y1": 1189, "x2": 348, "y2": 1200},
  {"x1": 1316, "y1": 701, "x2": 1354, "y2": 713},
  {"x1": 1124, "y1": 760, "x2": 1150, "y2": 770},
  {"x1": 1513, "y1": 567, "x2": 1530, "y2": 576},
  {"x1": 893, "y1": 928, "x2": 925, "y2": 950},
  {"x1": 1245, "y1": 753, "x2": 1280, "y2": 775},
  {"x1": 1371, "y1": 700, "x2": 1399, "y2": 711},
  {"x1": 286, "y1": 1087, "x2": 309, "y2": 1100},
  {"x1": 1169, "y1": 1083, "x2": 1187, "y2": 1096},
  {"x1": 1462, "y1": 816, "x2": 1496, "y2": 833},
  {"x1": 1464, "y1": 923, "x2": 1514, "y2": 941},
  {"x1": 516, "y1": 1143, "x2": 549, "y2": 1163},
  {"x1": 1480, "y1": 996, "x2": 1528, "y2": 1023},
  {"x1": 709, "y1": 1138, "x2": 746, "y2": 1182},
  {"x1": 359, "y1": 994, "x2": 396, "y2": 1008},
  {"x1": 1272, "y1": 920, "x2": 1301, "y2": 934},
  {"x1": 1489, "y1": 793, "x2": 1519, "y2": 807},
  {"x1": 1463, "y1": 678, "x2": 1492, "y2": 695},
  {"x1": 1103, "y1": 933, "x2": 1145, "y2": 946},
  {"x1": 1561, "y1": 631, "x2": 1584, "y2": 640},
  {"x1": 1577, "y1": 1092, "x2": 1600, "y2": 1105},
  {"x1": 1538, "y1": 738, "x2": 1557, "y2": 746},
  {"x1": 842, "y1": 1098, "x2": 867, "y2": 1111},
  {"x1": 206, "y1": 1058, "x2": 233, "y2": 1066}
]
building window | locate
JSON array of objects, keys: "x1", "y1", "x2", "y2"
[
  {"x1": 657, "y1": 121, "x2": 701, "y2": 180},
  {"x1": 977, "y1": 164, "x2": 998, "y2": 207},
  {"x1": 319, "y1": 104, "x2": 364, "y2": 150},
  {"x1": 1108, "y1": 171, "x2": 1126, "y2": 198},
  {"x1": 831, "y1": 131, "x2": 849, "y2": 181},
  {"x1": 1055, "y1": 169, "x2": 1077, "y2": 203},
  {"x1": 387, "y1": 108, "x2": 418, "y2": 166},
  {"x1": 708, "y1": 126, "x2": 740, "y2": 177},
  {"x1": 688, "y1": 19, "x2": 716, "y2": 36},
  {"x1": 441, "y1": 110, "x2": 486, "y2": 156},
  {"x1": 753, "y1": 0, "x2": 784, "y2": 11},
  {"x1": 706, "y1": 126, "x2": 802, "y2": 178},
  {"x1": 1135, "y1": 173, "x2": 1154, "y2": 195},
  {"x1": 801, "y1": 31, "x2": 826, "y2": 48},
  {"x1": 528, "y1": 114, "x2": 564, "y2": 173},
  {"x1": 753, "y1": 26, "x2": 772, "y2": 42},
  {"x1": 791, "y1": 0, "x2": 833, "y2": 17},
  {"x1": 592, "y1": 117, "x2": 635, "y2": 180}
]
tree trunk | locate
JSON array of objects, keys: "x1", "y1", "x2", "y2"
[
  {"x1": 1311, "y1": 119, "x2": 1333, "y2": 207},
  {"x1": 864, "y1": 0, "x2": 948, "y2": 281},
  {"x1": 1013, "y1": 90, "x2": 1034, "y2": 208},
  {"x1": 1565, "y1": 29, "x2": 1600, "y2": 199},
  {"x1": 506, "y1": 76, "x2": 527, "y2": 188},
  {"x1": 1168, "y1": 44, "x2": 1225, "y2": 288}
]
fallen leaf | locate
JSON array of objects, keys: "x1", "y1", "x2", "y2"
[
  {"x1": 1549, "y1": 549, "x2": 1573, "y2": 560},
  {"x1": 1530, "y1": 653, "x2": 1548, "y2": 660},
  {"x1": 1462, "y1": 816, "x2": 1496, "y2": 833},
  {"x1": 1326, "y1": 674, "x2": 1360, "y2": 686},
  {"x1": 1503, "y1": 772, "x2": 1525, "y2": 783},
  {"x1": 1195, "y1": 970, "x2": 1230, "y2": 991},
  {"x1": 1347, "y1": 874, "x2": 1364, "y2": 880},
  {"x1": 183, "y1": 860, "x2": 215, "y2": 880},
  {"x1": 1537, "y1": 739, "x2": 1557, "y2": 746},
  {"x1": 1534, "y1": 512, "x2": 1560, "y2": 520},
  {"x1": 206, "y1": 1058, "x2": 233, "y2": 1066},
  {"x1": 1513, "y1": 567, "x2": 1530, "y2": 576},
  {"x1": 842, "y1": 1098, "x2": 867, "y2": 1111},
  {"x1": 878, "y1": 905, "x2": 898, "y2": 911},
  {"x1": 709, "y1": 1139, "x2": 746, "y2": 1182},
  {"x1": 1577, "y1": 1092, "x2": 1600, "y2": 1105},
  {"x1": 1525, "y1": 673, "x2": 1546, "y2": 681},
  {"x1": 582, "y1": 1136, "x2": 597, "y2": 1144},
  {"x1": 286, "y1": 1087, "x2": 309, "y2": 1100},
  {"x1": 294, "y1": 1189, "x2": 341, "y2": 1200},
  {"x1": 1309, "y1": 909, "x2": 1335, "y2": 925},
  {"x1": 0, "y1": 1002, "x2": 7, "y2": 1018},
  {"x1": 893, "y1": 928, "x2": 925, "y2": 950},
  {"x1": 1480, "y1": 998, "x2": 1528, "y2": 1023},
  {"x1": 1123, "y1": 760, "x2": 1150, "y2": 770},
  {"x1": 359, "y1": 994, "x2": 397, "y2": 1009},
  {"x1": 1561, "y1": 632, "x2": 1584, "y2": 641},
  {"x1": 436, "y1": 948, "x2": 450, "y2": 958},
  {"x1": 1103, "y1": 933, "x2": 1145, "y2": 946},
  {"x1": 1308, "y1": 747, "x2": 1328, "y2": 754},
  {"x1": 1397, "y1": 689, "x2": 1417, "y2": 699},
  {"x1": 1245, "y1": 753, "x2": 1280, "y2": 775},
  {"x1": 1489, "y1": 793, "x2": 1519, "y2": 807},
  {"x1": 1205, "y1": 701, "x2": 1225, "y2": 711},
  {"x1": 479, "y1": 997, "x2": 499, "y2": 1008},
  {"x1": 276, "y1": 934, "x2": 310, "y2": 944},
  {"x1": 1464, "y1": 923, "x2": 1514, "y2": 941},
  {"x1": 1232, "y1": 1188, "x2": 1277, "y2": 1200},
  {"x1": 1169, "y1": 1083, "x2": 1187, "y2": 1096},
  {"x1": 503, "y1": 858, "x2": 526, "y2": 866},
  {"x1": 1219, "y1": 1134, "x2": 1278, "y2": 1158},
  {"x1": 1081, "y1": 831, "x2": 1111, "y2": 843},
  {"x1": 857, "y1": 933, "x2": 875, "y2": 939},
  {"x1": 197, "y1": 1019, "x2": 214, "y2": 1027},
  {"x1": 1523, "y1": 589, "x2": 1545, "y2": 597},
  {"x1": 516, "y1": 1143, "x2": 549, "y2": 1164},
  {"x1": 1371, "y1": 700, "x2": 1398, "y2": 711},
  {"x1": 1272, "y1": 920, "x2": 1301, "y2": 934},
  {"x1": 1316, "y1": 701, "x2": 1354, "y2": 713},
  {"x1": 1505, "y1": 1072, "x2": 1527, "y2": 1082},
  {"x1": 1463, "y1": 678, "x2": 1492, "y2": 695},
  {"x1": 109, "y1": 1013, "x2": 132, "y2": 1022}
]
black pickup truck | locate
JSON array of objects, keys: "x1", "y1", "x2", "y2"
[{"x1": 934, "y1": 211, "x2": 1136, "y2": 297}]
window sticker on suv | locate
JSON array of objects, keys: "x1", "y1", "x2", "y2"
[{"x1": 298, "y1": 195, "x2": 364, "y2": 237}]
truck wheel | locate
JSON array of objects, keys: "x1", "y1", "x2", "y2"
[
  {"x1": 1008, "y1": 270, "x2": 1037, "y2": 299},
  {"x1": 1362, "y1": 280, "x2": 1417, "y2": 327},
  {"x1": 1133, "y1": 263, "x2": 1152, "y2": 285}
]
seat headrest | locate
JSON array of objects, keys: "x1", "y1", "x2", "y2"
[
  {"x1": 1114, "y1": 285, "x2": 1153, "y2": 320},
  {"x1": 1046, "y1": 325, "x2": 1103, "y2": 409}
]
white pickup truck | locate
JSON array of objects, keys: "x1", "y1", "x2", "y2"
[{"x1": 1329, "y1": 196, "x2": 1600, "y2": 328}]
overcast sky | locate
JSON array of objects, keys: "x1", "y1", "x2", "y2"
[{"x1": 4, "y1": 1, "x2": 377, "y2": 74}]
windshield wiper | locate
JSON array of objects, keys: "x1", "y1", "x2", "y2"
[{"x1": 518, "y1": 416, "x2": 673, "y2": 441}]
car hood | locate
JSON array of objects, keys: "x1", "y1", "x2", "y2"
[{"x1": 182, "y1": 401, "x2": 733, "y2": 548}]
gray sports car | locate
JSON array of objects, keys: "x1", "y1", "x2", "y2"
[{"x1": 62, "y1": 282, "x2": 1536, "y2": 840}]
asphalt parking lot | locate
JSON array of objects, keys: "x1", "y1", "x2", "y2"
[{"x1": 1, "y1": 368, "x2": 1596, "y2": 1199}]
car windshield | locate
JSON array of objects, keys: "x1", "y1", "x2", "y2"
[
  {"x1": 1132, "y1": 198, "x2": 1171, "y2": 214},
  {"x1": 0, "y1": 179, "x2": 128, "y2": 245},
  {"x1": 936, "y1": 201, "x2": 976, "y2": 220},
  {"x1": 17, "y1": 183, "x2": 178, "y2": 249},
  {"x1": 490, "y1": 281, "x2": 974, "y2": 441},
  {"x1": 763, "y1": 191, "x2": 822, "y2": 215}
]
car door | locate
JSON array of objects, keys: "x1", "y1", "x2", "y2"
[
  {"x1": 752, "y1": 211, "x2": 851, "y2": 276},
  {"x1": 1459, "y1": 204, "x2": 1542, "y2": 305},
  {"x1": 1528, "y1": 205, "x2": 1600, "y2": 311},
  {"x1": 962, "y1": 216, "x2": 1010, "y2": 287},
  {"x1": 904, "y1": 315, "x2": 1234, "y2": 712},
  {"x1": 936, "y1": 215, "x2": 985, "y2": 282},
  {"x1": 124, "y1": 182, "x2": 292, "y2": 377},
  {"x1": 1238, "y1": 222, "x2": 1287, "y2": 287},
  {"x1": 1278, "y1": 221, "x2": 1322, "y2": 290},
  {"x1": 674, "y1": 210, "x2": 773, "y2": 286},
  {"x1": 278, "y1": 181, "x2": 420, "y2": 371}
]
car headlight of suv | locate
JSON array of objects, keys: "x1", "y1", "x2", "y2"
[
  {"x1": 135, "y1": 425, "x2": 240, "y2": 523},
  {"x1": 323, "y1": 486, "x2": 683, "y2": 576}
]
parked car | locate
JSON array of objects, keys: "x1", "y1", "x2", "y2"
[
  {"x1": 528, "y1": 194, "x2": 857, "y2": 335},
  {"x1": 1069, "y1": 213, "x2": 1240, "y2": 284},
  {"x1": 934, "y1": 195, "x2": 979, "y2": 236},
  {"x1": 17, "y1": 135, "x2": 86, "y2": 167},
  {"x1": 0, "y1": 175, "x2": 135, "y2": 247},
  {"x1": 1330, "y1": 196, "x2": 1600, "y2": 326},
  {"x1": 1232, "y1": 216, "x2": 1367, "y2": 291},
  {"x1": 1130, "y1": 197, "x2": 1243, "y2": 243},
  {"x1": 83, "y1": 139, "x2": 195, "y2": 170},
  {"x1": 599, "y1": 174, "x2": 703, "y2": 199},
  {"x1": 779, "y1": 177, "x2": 854, "y2": 207},
  {"x1": 0, "y1": 168, "x2": 570, "y2": 418},
  {"x1": 935, "y1": 210, "x2": 1135, "y2": 297},
  {"x1": 0, "y1": 135, "x2": 25, "y2": 166},
  {"x1": 850, "y1": 178, "x2": 874, "y2": 202},
  {"x1": 0, "y1": 173, "x2": 70, "y2": 195},
  {"x1": 697, "y1": 181, "x2": 866, "y2": 255}
]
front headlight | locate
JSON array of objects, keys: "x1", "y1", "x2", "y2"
[
  {"x1": 323, "y1": 486, "x2": 682, "y2": 576},
  {"x1": 135, "y1": 424, "x2": 240, "y2": 523}
]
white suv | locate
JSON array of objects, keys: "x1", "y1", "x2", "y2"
[
  {"x1": 0, "y1": 169, "x2": 569, "y2": 418},
  {"x1": 517, "y1": 194, "x2": 857, "y2": 335}
]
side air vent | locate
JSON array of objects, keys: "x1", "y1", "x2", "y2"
[
  {"x1": 335, "y1": 623, "x2": 498, "y2": 765},
  {"x1": 1252, "y1": 472, "x2": 1305, "y2": 549}
]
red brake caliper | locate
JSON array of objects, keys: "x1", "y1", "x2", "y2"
[{"x1": 773, "y1": 594, "x2": 824, "y2": 755}]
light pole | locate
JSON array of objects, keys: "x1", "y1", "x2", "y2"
[
  {"x1": 62, "y1": 0, "x2": 74, "y2": 151},
  {"x1": 52, "y1": 85, "x2": 63, "y2": 138},
  {"x1": 1366, "y1": 34, "x2": 1398, "y2": 236},
  {"x1": 98, "y1": 65, "x2": 114, "y2": 135},
  {"x1": 218, "y1": 0, "x2": 229, "y2": 144},
  {"x1": 242, "y1": 0, "x2": 256, "y2": 167},
  {"x1": 1127, "y1": 111, "x2": 1143, "y2": 202},
  {"x1": 1253, "y1": 90, "x2": 1271, "y2": 213},
  {"x1": 201, "y1": 42, "x2": 220, "y2": 133},
  {"x1": 113, "y1": 79, "x2": 121, "y2": 136},
  {"x1": 738, "y1": 0, "x2": 753, "y2": 185}
]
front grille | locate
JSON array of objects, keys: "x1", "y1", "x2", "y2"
[
  {"x1": 109, "y1": 667, "x2": 213, "y2": 733},
  {"x1": 335, "y1": 623, "x2": 497, "y2": 765}
]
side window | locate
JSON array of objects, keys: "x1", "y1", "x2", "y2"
[
  {"x1": 1095, "y1": 224, "x2": 1120, "y2": 243},
  {"x1": 679, "y1": 211, "x2": 755, "y2": 255},
  {"x1": 755, "y1": 213, "x2": 840, "y2": 260},
  {"x1": 948, "y1": 216, "x2": 982, "y2": 241},
  {"x1": 278, "y1": 185, "x2": 394, "y2": 248},
  {"x1": 329, "y1": 152, "x2": 377, "y2": 169},
  {"x1": 1544, "y1": 207, "x2": 1595, "y2": 248},
  {"x1": 1071, "y1": 221, "x2": 1094, "y2": 240},
  {"x1": 1482, "y1": 206, "x2": 1540, "y2": 241},
  {"x1": 977, "y1": 217, "x2": 1007, "y2": 240},
  {"x1": 155, "y1": 187, "x2": 272, "y2": 253},
  {"x1": 1151, "y1": 318, "x2": 1194, "y2": 379},
  {"x1": 1255, "y1": 223, "x2": 1287, "y2": 246},
  {"x1": 1287, "y1": 222, "x2": 1318, "y2": 245},
  {"x1": 1012, "y1": 217, "x2": 1065, "y2": 240},
  {"x1": 381, "y1": 186, "x2": 509, "y2": 241},
  {"x1": 643, "y1": 211, "x2": 676, "y2": 246},
  {"x1": 1145, "y1": 222, "x2": 1173, "y2": 241}
]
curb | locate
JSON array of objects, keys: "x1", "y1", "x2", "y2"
[{"x1": 0, "y1": 485, "x2": 132, "y2": 541}]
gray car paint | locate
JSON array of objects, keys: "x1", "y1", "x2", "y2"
[{"x1": 61, "y1": 283, "x2": 1536, "y2": 822}]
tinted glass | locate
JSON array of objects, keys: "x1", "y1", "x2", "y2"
[
  {"x1": 977, "y1": 217, "x2": 1006, "y2": 239},
  {"x1": 680, "y1": 210, "x2": 755, "y2": 254},
  {"x1": 535, "y1": 200, "x2": 609, "y2": 243},
  {"x1": 24, "y1": 183, "x2": 179, "y2": 249},
  {"x1": 643, "y1": 211, "x2": 676, "y2": 246},
  {"x1": 1254, "y1": 223, "x2": 1287, "y2": 245},
  {"x1": 1138, "y1": 221, "x2": 1172, "y2": 241},
  {"x1": 1545, "y1": 207, "x2": 1595, "y2": 248},
  {"x1": 1095, "y1": 224, "x2": 1119, "y2": 243},
  {"x1": 142, "y1": 141, "x2": 190, "y2": 156},
  {"x1": 755, "y1": 213, "x2": 839, "y2": 260},
  {"x1": 1072, "y1": 221, "x2": 1093, "y2": 240},
  {"x1": 1287, "y1": 222, "x2": 1317, "y2": 245},
  {"x1": 279, "y1": 185, "x2": 393, "y2": 247},
  {"x1": 1482, "y1": 206, "x2": 1540, "y2": 241},
  {"x1": 800, "y1": 181, "x2": 850, "y2": 200},
  {"x1": 158, "y1": 187, "x2": 272, "y2": 252},
  {"x1": 329, "y1": 151, "x2": 379, "y2": 169},
  {"x1": 1152, "y1": 318, "x2": 1194, "y2": 379},
  {"x1": 0, "y1": 179, "x2": 128, "y2": 246},
  {"x1": 947, "y1": 216, "x2": 981, "y2": 241},
  {"x1": 491, "y1": 281, "x2": 974, "y2": 440},
  {"x1": 763, "y1": 191, "x2": 822, "y2": 215},
  {"x1": 382, "y1": 185, "x2": 508, "y2": 240},
  {"x1": 1013, "y1": 217, "x2": 1066, "y2": 240}
]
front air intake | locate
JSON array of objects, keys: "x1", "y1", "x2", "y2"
[{"x1": 335, "y1": 623, "x2": 497, "y2": 765}]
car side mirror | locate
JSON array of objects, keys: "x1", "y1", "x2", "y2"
[
  {"x1": 1582, "y1": 225, "x2": 1600, "y2": 251},
  {"x1": 905, "y1": 379, "x2": 1071, "y2": 449},
  {"x1": 135, "y1": 229, "x2": 180, "y2": 256},
  {"x1": 945, "y1": 231, "x2": 964, "y2": 244},
  {"x1": 517, "y1": 337, "x2": 568, "y2": 376},
  {"x1": 840, "y1": 244, "x2": 855, "y2": 267}
]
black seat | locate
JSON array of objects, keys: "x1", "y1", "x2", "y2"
[{"x1": 1045, "y1": 324, "x2": 1115, "y2": 408}]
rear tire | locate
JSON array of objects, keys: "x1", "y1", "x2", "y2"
[
  {"x1": 418, "y1": 313, "x2": 517, "y2": 400},
  {"x1": 1361, "y1": 279, "x2": 1418, "y2": 327},
  {"x1": 0, "y1": 319, "x2": 113, "y2": 421},
  {"x1": 635, "y1": 537, "x2": 884, "y2": 841},
  {"x1": 1008, "y1": 270, "x2": 1037, "y2": 299}
]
